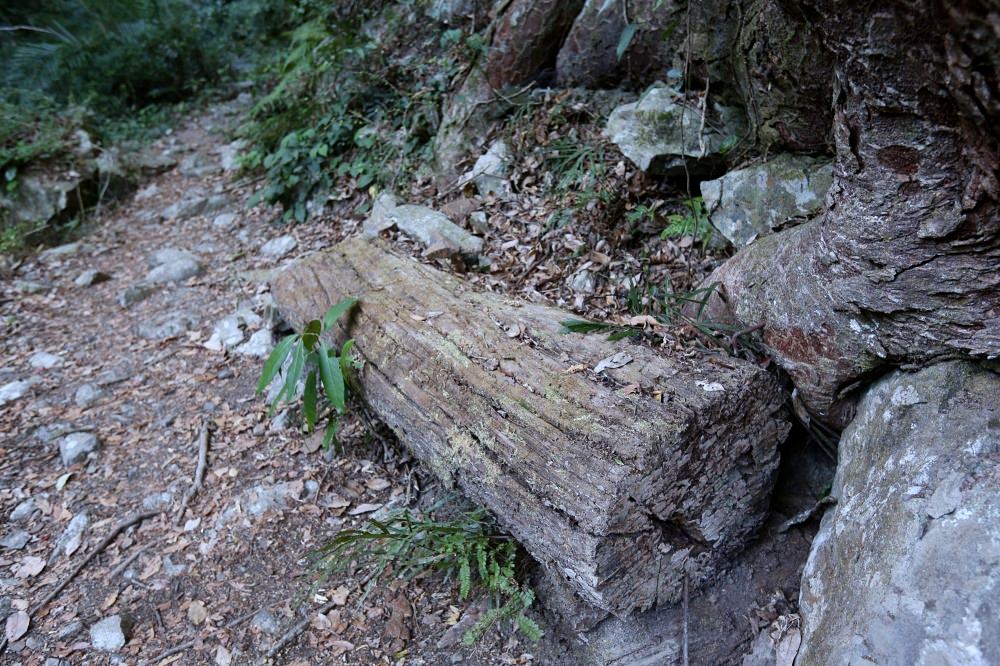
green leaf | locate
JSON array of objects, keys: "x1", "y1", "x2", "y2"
[
  {"x1": 303, "y1": 369, "x2": 318, "y2": 431},
  {"x1": 339, "y1": 338, "x2": 356, "y2": 378},
  {"x1": 459, "y1": 556, "x2": 472, "y2": 599},
  {"x1": 257, "y1": 334, "x2": 297, "y2": 395},
  {"x1": 317, "y1": 342, "x2": 346, "y2": 411},
  {"x1": 322, "y1": 297, "x2": 358, "y2": 330},
  {"x1": 616, "y1": 24, "x2": 637, "y2": 61},
  {"x1": 302, "y1": 319, "x2": 322, "y2": 351},
  {"x1": 515, "y1": 614, "x2": 543, "y2": 641},
  {"x1": 275, "y1": 342, "x2": 305, "y2": 411},
  {"x1": 560, "y1": 318, "x2": 615, "y2": 334},
  {"x1": 323, "y1": 417, "x2": 340, "y2": 452}
]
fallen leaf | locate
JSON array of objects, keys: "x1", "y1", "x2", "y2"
[
  {"x1": 330, "y1": 586, "x2": 350, "y2": 606},
  {"x1": 54, "y1": 473, "x2": 73, "y2": 491},
  {"x1": 562, "y1": 364, "x2": 586, "y2": 374},
  {"x1": 100, "y1": 590, "x2": 119, "y2": 611},
  {"x1": 187, "y1": 600, "x2": 208, "y2": 625},
  {"x1": 329, "y1": 640, "x2": 354, "y2": 651},
  {"x1": 593, "y1": 352, "x2": 633, "y2": 374},
  {"x1": 383, "y1": 593, "x2": 413, "y2": 653},
  {"x1": 365, "y1": 478, "x2": 391, "y2": 492},
  {"x1": 138, "y1": 556, "x2": 161, "y2": 581},
  {"x1": 628, "y1": 315, "x2": 659, "y2": 328},
  {"x1": 619, "y1": 384, "x2": 639, "y2": 396},
  {"x1": 16, "y1": 556, "x2": 45, "y2": 578},
  {"x1": 348, "y1": 503, "x2": 382, "y2": 516},
  {"x1": 5, "y1": 611, "x2": 29, "y2": 642}
]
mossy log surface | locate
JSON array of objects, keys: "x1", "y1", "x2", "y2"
[{"x1": 272, "y1": 237, "x2": 790, "y2": 615}]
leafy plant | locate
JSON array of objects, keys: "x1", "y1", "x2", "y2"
[
  {"x1": 314, "y1": 504, "x2": 542, "y2": 646},
  {"x1": 257, "y1": 297, "x2": 359, "y2": 450},
  {"x1": 661, "y1": 196, "x2": 713, "y2": 246}
]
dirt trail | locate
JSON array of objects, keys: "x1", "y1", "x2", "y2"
[{"x1": 0, "y1": 100, "x2": 535, "y2": 665}]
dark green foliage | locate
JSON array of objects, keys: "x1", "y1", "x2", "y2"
[
  {"x1": 257, "y1": 297, "x2": 359, "y2": 451},
  {"x1": 314, "y1": 504, "x2": 542, "y2": 645}
]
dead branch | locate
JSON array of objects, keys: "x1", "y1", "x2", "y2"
[{"x1": 174, "y1": 419, "x2": 212, "y2": 525}]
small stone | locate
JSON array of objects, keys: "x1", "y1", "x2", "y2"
[
  {"x1": 569, "y1": 270, "x2": 596, "y2": 294},
  {"x1": 459, "y1": 140, "x2": 512, "y2": 198},
  {"x1": 38, "y1": 242, "x2": 81, "y2": 262},
  {"x1": 28, "y1": 351, "x2": 62, "y2": 370},
  {"x1": 217, "y1": 139, "x2": 246, "y2": 172},
  {"x1": 235, "y1": 330, "x2": 273, "y2": 358},
  {"x1": 135, "y1": 183, "x2": 159, "y2": 201},
  {"x1": 142, "y1": 491, "x2": 174, "y2": 512},
  {"x1": 73, "y1": 269, "x2": 111, "y2": 287},
  {"x1": 260, "y1": 235, "x2": 298, "y2": 259},
  {"x1": 149, "y1": 248, "x2": 197, "y2": 268},
  {"x1": 0, "y1": 379, "x2": 35, "y2": 406},
  {"x1": 204, "y1": 316, "x2": 244, "y2": 351},
  {"x1": 212, "y1": 212, "x2": 237, "y2": 230},
  {"x1": 55, "y1": 620, "x2": 82, "y2": 640},
  {"x1": 90, "y1": 615, "x2": 130, "y2": 652},
  {"x1": 117, "y1": 285, "x2": 156, "y2": 308},
  {"x1": 135, "y1": 311, "x2": 198, "y2": 341},
  {"x1": 163, "y1": 555, "x2": 186, "y2": 578},
  {"x1": 469, "y1": 211, "x2": 489, "y2": 233},
  {"x1": 45, "y1": 658, "x2": 71, "y2": 666},
  {"x1": 15, "y1": 280, "x2": 51, "y2": 294},
  {"x1": 187, "y1": 600, "x2": 208, "y2": 625},
  {"x1": 178, "y1": 152, "x2": 220, "y2": 178},
  {"x1": 59, "y1": 432, "x2": 100, "y2": 466},
  {"x1": 74, "y1": 383, "x2": 103, "y2": 409},
  {"x1": 0, "y1": 531, "x2": 30, "y2": 550},
  {"x1": 51, "y1": 512, "x2": 89, "y2": 560},
  {"x1": 9, "y1": 500, "x2": 36, "y2": 522},
  {"x1": 251, "y1": 609, "x2": 280, "y2": 635},
  {"x1": 145, "y1": 259, "x2": 201, "y2": 285},
  {"x1": 363, "y1": 192, "x2": 483, "y2": 258}
]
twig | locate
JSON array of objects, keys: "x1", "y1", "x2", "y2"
[
  {"x1": 728, "y1": 321, "x2": 764, "y2": 351},
  {"x1": 109, "y1": 541, "x2": 154, "y2": 579},
  {"x1": 174, "y1": 420, "x2": 211, "y2": 525},
  {"x1": 0, "y1": 509, "x2": 162, "y2": 655}
]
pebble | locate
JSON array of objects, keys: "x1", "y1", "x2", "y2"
[
  {"x1": 145, "y1": 257, "x2": 202, "y2": 285},
  {"x1": 235, "y1": 329, "x2": 273, "y2": 358},
  {"x1": 28, "y1": 351, "x2": 62, "y2": 370},
  {"x1": 74, "y1": 269, "x2": 111, "y2": 287},
  {"x1": 0, "y1": 530, "x2": 31, "y2": 550},
  {"x1": 38, "y1": 242, "x2": 80, "y2": 262},
  {"x1": 212, "y1": 212, "x2": 238, "y2": 229},
  {"x1": 135, "y1": 310, "x2": 198, "y2": 341},
  {"x1": 251, "y1": 609, "x2": 280, "y2": 635},
  {"x1": 59, "y1": 432, "x2": 100, "y2": 466},
  {"x1": 56, "y1": 619, "x2": 83, "y2": 640},
  {"x1": 117, "y1": 284, "x2": 156, "y2": 308},
  {"x1": 0, "y1": 379, "x2": 35, "y2": 406},
  {"x1": 204, "y1": 316, "x2": 244, "y2": 351},
  {"x1": 75, "y1": 383, "x2": 103, "y2": 408},
  {"x1": 90, "y1": 615, "x2": 129, "y2": 652},
  {"x1": 9, "y1": 499, "x2": 37, "y2": 522},
  {"x1": 15, "y1": 280, "x2": 51, "y2": 294},
  {"x1": 51, "y1": 512, "x2": 89, "y2": 560},
  {"x1": 259, "y1": 235, "x2": 297, "y2": 259}
]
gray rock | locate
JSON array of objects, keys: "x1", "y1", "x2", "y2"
[
  {"x1": 15, "y1": 280, "x2": 52, "y2": 294},
  {"x1": 135, "y1": 310, "x2": 198, "y2": 340},
  {"x1": 459, "y1": 140, "x2": 512, "y2": 198},
  {"x1": 149, "y1": 247, "x2": 197, "y2": 268},
  {"x1": 0, "y1": 173, "x2": 81, "y2": 227},
  {"x1": 144, "y1": 257, "x2": 201, "y2": 285},
  {"x1": 56, "y1": 619, "x2": 83, "y2": 640},
  {"x1": 0, "y1": 379, "x2": 35, "y2": 406},
  {"x1": 178, "y1": 152, "x2": 220, "y2": 178},
  {"x1": 161, "y1": 194, "x2": 229, "y2": 221},
  {"x1": 0, "y1": 597, "x2": 9, "y2": 621},
  {"x1": 59, "y1": 432, "x2": 100, "y2": 466},
  {"x1": 212, "y1": 212, "x2": 237, "y2": 230},
  {"x1": 568, "y1": 270, "x2": 596, "y2": 294},
  {"x1": 605, "y1": 86, "x2": 746, "y2": 176},
  {"x1": 217, "y1": 140, "x2": 246, "y2": 172},
  {"x1": 701, "y1": 155, "x2": 833, "y2": 247},
  {"x1": 259, "y1": 235, "x2": 298, "y2": 259},
  {"x1": 117, "y1": 284, "x2": 155, "y2": 308},
  {"x1": 142, "y1": 490, "x2": 174, "y2": 512},
  {"x1": 234, "y1": 329, "x2": 273, "y2": 358},
  {"x1": 135, "y1": 183, "x2": 159, "y2": 201},
  {"x1": 38, "y1": 242, "x2": 81, "y2": 262},
  {"x1": 426, "y1": 0, "x2": 472, "y2": 22},
  {"x1": 0, "y1": 530, "x2": 30, "y2": 550},
  {"x1": 798, "y1": 361, "x2": 1000, "y2": 665},
  {"x1": 90, "y1": 615, "x2": 130, "y2": 652},
  {"x1": 45, "y1": 657, "x2": 72, "y2": 666},
  {"x1": 73, "y1": 268, "x2": 111, "y2": 287},
  {"x1": 74, "y1": 383, "x2": 103, "y2": 409},
  {"x1": 162, "y1": 555, "x2": 186, "y2": 577},
  {"x1": 251, "y1": 609, "x2": 281, "y2": 635},
  {"x1": 51, "y1": 512, "x2": 89, "y2": 561},
  {"x1": 204, "y1": 316, "x2": 244, "y2": 351},
  {"x1": 363, "y1": 192, "x2": 483, "y2": 259},
  {"x1": 10, "y1": 500, "x2": 36, "y2": 523},
  {"x1": 28, "y1": 351, "x2": 61, "y2": 370}
]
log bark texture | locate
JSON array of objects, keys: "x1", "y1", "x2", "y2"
[
  {"x1": 272, "y1": 237, "x2": 790, "y2": 615},
  {"x1": 701, "y1": 0, "x2": 1000, "y2": 427}
]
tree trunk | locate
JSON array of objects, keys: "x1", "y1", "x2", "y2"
[
  {"x1": 272, "y1": 237, "x2": 790, "y2": 615},
  {"x1": 701, "y1": 0, "x2": 1000, "y2": 427}
]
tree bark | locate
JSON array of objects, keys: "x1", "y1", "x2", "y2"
[
  {"x1": 701, "y1": 0, "x2": 1000, "y2": 427},
  {"x1": 272, "y1": 237, "x2": 790, "y2": 615}
]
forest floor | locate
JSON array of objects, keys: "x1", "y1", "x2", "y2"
[{"x1": 0, "y1": 85, "x2": 737, "y2": 665}]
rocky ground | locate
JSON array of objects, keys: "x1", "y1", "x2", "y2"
[{"x1": 0, "y1": 96, "x2": 576, "y2": 665}]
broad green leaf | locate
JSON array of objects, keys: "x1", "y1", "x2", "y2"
[
  {"x1": 323, "y1": 417, "x2": 340, "y2": 452},
  {"x1": 616, "y1": 24, "x2": 637, "y2": 61},
  {"x1": 317, "y1": 342, "x2": 346, "y2": 411},
  {"x1": 322, "y1": 297, "x2": 358, "y2": 331},
  {"x1": 303, "y1": 369, "x2": 318, "y2": 431},
  {"x1": 302, "y1": 319, "x2": 322, "y2": 351},
  {"x1": 257, "y1": 334, "x2": 297, "y2": 395},
  {"x1": 339, "y1": 338, "x2": 356, "y2": 378},
  {"x1": 275, "y1": 342, "x2": 305, "y2": 410}
]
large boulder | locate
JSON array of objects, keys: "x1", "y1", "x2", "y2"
[
  {"x1": 486, "y1": 0, "x2": 583, "y2": 89},
  {"x1": 605, "y1": 86, "x2": 746, "y2": 177},
  {"x1": 798, "y1": 361, "x2": 1000, "y2": 664},
  {"x1": 701, "y1": 154, "x2": 833, "y2": 247}
]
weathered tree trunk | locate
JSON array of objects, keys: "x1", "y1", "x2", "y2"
[
  {"x1": 701, "y1": 0, "x2": 1000, "y2": 427},
  {"x1": 272, "y1": 237, "x2": 790, "y2": 615}
]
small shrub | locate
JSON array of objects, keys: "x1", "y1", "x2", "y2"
[
  {"x1": 660, "y1": 196, "x2": 713, "y2": 246},
  {"x1": 315, "y1": 504, "x2": 542, "y2": 646},
  {"x1": 257, "y1": 297, "x2": 359, "y2": 450}
]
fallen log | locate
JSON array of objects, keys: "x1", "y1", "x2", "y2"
[{"x1": 272, "y1": 237, "x2": 790, "y2": 615}]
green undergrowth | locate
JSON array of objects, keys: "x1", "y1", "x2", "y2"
[
  {"x1": 314, "y1": 503, "x2": 542, "y2": 647},
  {"x1": 240, "y1": 1, "x2": 488, "y2": 222}
]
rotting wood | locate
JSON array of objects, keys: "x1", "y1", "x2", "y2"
[{"x1": 272, "y1": 237, "x2": 790, "y2": 615}]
